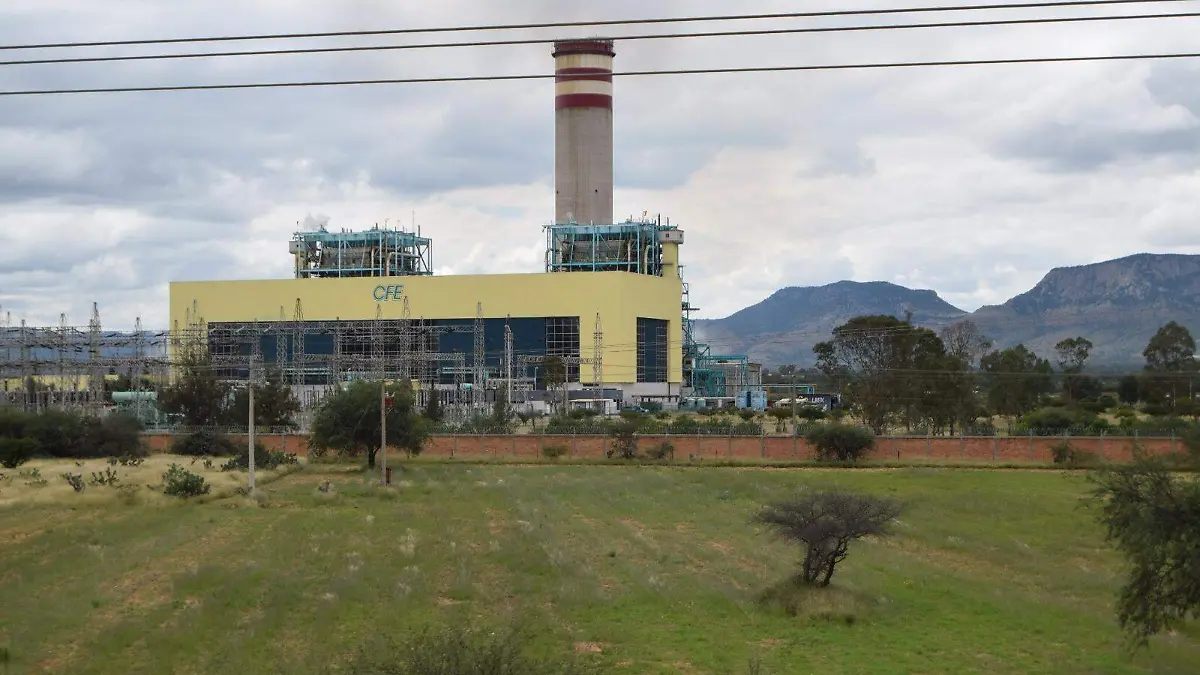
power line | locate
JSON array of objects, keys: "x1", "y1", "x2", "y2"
[
  {"x1": 5, "y1": 10, "x2": 1198, "y2": 68},
  {"x1": 3, "y1": 50, "x2": 1199, "y2": 97},
  {"x1": 0, "y1": 0, "x2": 1189, "y2": 51}
]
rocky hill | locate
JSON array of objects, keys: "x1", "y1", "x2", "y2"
[
  {"x1": 968, "y1": 253, "x2": 1200, "y2": 365},
  {"x1": 699, "y1": 254, "x2": 1200, "y2": 367},
  {"x1": 694, "y1": 281, "x2": 967, "y2": 366}
]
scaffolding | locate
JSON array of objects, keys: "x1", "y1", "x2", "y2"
[
  {"x1": 545, "y1": 216, "x2": 681, "y2": 276},
  {"x1": 291, "y1": 224, "x2": 433, "y2": 278}
]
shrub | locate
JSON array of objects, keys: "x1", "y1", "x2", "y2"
[
  {"x1": 221, "y1": 446, "x2": 298, "y2": 472},
  {"x1": 61, "y1": 472, "x2": 86, "y2": 492},
  {"x1": 737, "y1": 409, "x2": 758, "y2": 422},
  {"x1": 345, "y1": 622, "x2": 602, "y2": 675},
  {"x1": 796, "y1": 406, "x2": 827, "y2": 421},
  {"x1": 606, "y1": 419, "x2": 639, "y2": 460},
  {"x1": 805, "y1": 423, "x2": 875, "y2": 463},
  {"x1": 171, "y1": 430, "x2": 240, "y2": 457},
  {"x1": 542, "y1": 443, "x2": 568, "y2": 460},
  {"x1": 163, "y1": 464, "x2": 210, "y2": 498},
  {"x1": 644, "y1": 441, "x2": 675, "y2": 461},
  {"x1": 0, "y1": 437, "x2": 37, "y2": 469},
  {"x1": 1143, "y1": 403, "x2": 1171, "y2": 417},
  {"x1": 1051, "y1": 440, "x2": 1100, "y2": 468},
  {"x1": 754, "y1": 490, "x2": 903, "y2": 587},
  {"x1": 87, "y1": 413, "x2": 146, "y2": 459},
  {"x1": 89, "y1": 467, "x2": 121, "y2": 487}
]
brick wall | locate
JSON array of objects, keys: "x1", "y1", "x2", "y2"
[{"x1": 142, "y1": 432, "x2": 1184, "y2": 464}]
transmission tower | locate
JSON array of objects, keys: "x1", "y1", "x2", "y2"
[{"x1": 473, "y1": 301, "x2": 484, "y2": 414}]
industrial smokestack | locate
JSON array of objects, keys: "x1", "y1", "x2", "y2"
[{"x1": 553, "y1": 39, "x2": 615, "y2": 226}]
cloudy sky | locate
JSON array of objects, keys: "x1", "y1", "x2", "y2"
[{"x1": 1, "y1": 0, "x2": 1199, "y2": 330}]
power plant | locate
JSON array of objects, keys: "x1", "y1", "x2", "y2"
[{"x1": 0, "y1": 39, "x2": 763, "y2": 421}]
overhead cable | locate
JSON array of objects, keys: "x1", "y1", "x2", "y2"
[
  {"x1": 3, "y1": 51, "x2": 1199, "y2": 97},
  {"x1": 4, "y1": 10, "x2": 1199, "y2": 67},
  {"x1": 0, "y1": 0, "x2": 1190, "y2": 51}
]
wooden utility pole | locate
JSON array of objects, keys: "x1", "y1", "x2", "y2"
[
  {"x1": 380, "y1": 379, "x2": 388, "y2": 485},
  {"x1": 248, "y1": 359, "x2": 256, "y2": 496}
]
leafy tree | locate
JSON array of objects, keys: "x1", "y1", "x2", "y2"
[
  {"x1": 227, "y1": 365, "x2": 300, "y2": 428},
  {"x1": 1089, "y1": 457, "x2": 1200, "y2": 647},
  {"x1": 1141, "y1": 322, "x2": 1198, "y2": 410},
  {"x1": 939, "y1": 320, "x2": 993, "y2": 369},
  {"x1": 815, "y1": 315, "x2": 971, "y2": 434},
  {"x1": 309, "y1": 380, "x2": 430, "y2": 468},
  {"x1": 753, "y1": 491, "x2": 903, "y2": 587},
  {"x1": 423, "y1": 388, "x2": 444, "y2": 423},
  {"x1": 1055, "y1": 337, "x2": 1094, "y2": 403},
  {"x1": 981, "y1": 345, "x2": 1055, "y2": 419},
  {"x1": 1118, "y1": 375, "x2": 1141, "y2": 404},
  {"x1": 1055, "y1": 337, "x2": 1093, "y2": 373},
  {"x1": 491, "y1": 389, "x2": 511, "y2": 427},
  {"x1": 158, "y1": 351, "x2": 231, "y2": 426},
  {"x1": 541, "y1": 356, "x2": 568, "y2": 413}
]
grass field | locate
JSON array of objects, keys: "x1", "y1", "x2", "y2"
[{"x1": 1, "y1": 460, "x2": 1198, "y2": 674}]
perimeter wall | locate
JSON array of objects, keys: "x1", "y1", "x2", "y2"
[{"x1": 141, "y1": 432, "x2": 1186, "y2": 464}]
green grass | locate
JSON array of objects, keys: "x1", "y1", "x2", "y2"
[{"x1": 0, "y1": 462, "x2": 1198, "y2": 674}]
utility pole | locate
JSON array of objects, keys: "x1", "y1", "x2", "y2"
[
  {"x1": 380, "y1": 378, "x2": 388, "y2": 485},
  {"x1": 248, "y1": 358, "x2": 256, "y2": 496},
  {"x1": 790, "y1": 370, "x2": 797, "y2": 434}
]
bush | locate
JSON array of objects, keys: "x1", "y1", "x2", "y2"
[
  {"x1": 645, "y1": 441, "x2": 675, "y2": 461},
  {"x1": 172, "y1": 430, "x2": 240, "y2": 457},
  {"x1": 61, "y1": 472, "x2": 85, "y2": 492},
  {"x1": 1051, "y1": 440, "x2": 1100, "y2": 468},
  {"x1": 345, "y1": 622, "x2": 602, "y2": 675},
  {"x1": 0, "y1": 437, "x2": 37, "y2": 469},
  {"x1": 606, "y1": 419, "x2": 639, "y2": 460},
  {"x1": 542, "y1": 443, "x2": 568, "y2": 460},
  {"x1": 796, "y1": 406, "x2": 827, "y2": 421},
  {"x1": 805, "y1": 423, "x2": 875, "y2": 463},
  {"x1": 754, "y1": 490, "x2": 903, "y2": 587},
  {"x1": 163, "y1": 464, "x2": 210, "y2": 498},
  {"x1": 220, "y1": 445, "x2": 298, "y2": 472},
  {"x1": 737, "y1": 409, "x2": 758, "y2": 422}
]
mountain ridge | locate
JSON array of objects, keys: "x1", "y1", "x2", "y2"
[{"x1": 698, "y1": 253, "x2": 1200, "y2": 367}]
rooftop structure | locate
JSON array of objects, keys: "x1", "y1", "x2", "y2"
[
  {"x1": 290, "y1": 225, "x2": 433, "y2": 279},
  {"x1": 545, "y1": 216, "x2": 684, "y2": 276}
]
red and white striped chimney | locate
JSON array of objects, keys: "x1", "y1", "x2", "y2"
[{"x1": 553, "y1": 39, "x2": 615, "y2": 226}]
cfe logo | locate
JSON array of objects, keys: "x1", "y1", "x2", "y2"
[{"x1": 373, "y1": 284, "x2": 405, "y2": 302}]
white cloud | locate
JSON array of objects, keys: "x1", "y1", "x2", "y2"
[{"x1": 2, "y1": 0, "x2": 1200, "y2": 330}]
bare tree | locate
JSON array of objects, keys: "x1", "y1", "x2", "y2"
[
  {"x1": 753, "y1": 490, "x2": 904, "y2": 587},
  {"x1": 940, "y1": 320, "x2": 993, "y2": 369}
]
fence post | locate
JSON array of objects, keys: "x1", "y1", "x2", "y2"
[
  {"x1": 1028, "y1": 431, "x2": 1034, "y2": 462},
  {"x1": 959, "y1": 433, "x2": 965, "y2": 458},
  {"x1": 571, "y1": 432, "x2": 577, "y2": 458},
  {"x1": 452, "y1": 433, "x2": 458, "y2": 459},
  {"x1": 760, "y1": 427, "x2": 766, "y2": 459},
  {"x1": 892, "y1": 435, "x2": 898, "y2": 460},
  {"x1": 1098, "y1": 431, "x2": 1105, "y2": 460},
  {"x1": 792, "y1": 426, "x2": 798, "y2": 459},
  {"x1": 727, "y1": 428, "x2": 733, "y2": 459},
  {"x1": 991, "y1": 435, "x2": 998, "y2": 462},
  {"x1": 481, "y1": 432, "x2": 487, "y2": 458},
  {"x1": 926, "y1": 431, "x2": 931, "y2": 458},
  {"x1": 1170, "y1": 430, "x2": 1176, "y2": 455},
  {"x1": 512, "y1": 434, "x2": 517, "y2": 458}
]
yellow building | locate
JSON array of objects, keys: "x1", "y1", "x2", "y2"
[{"x1": 168, "y1": 221, "x2": 686, "y2": 405}]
